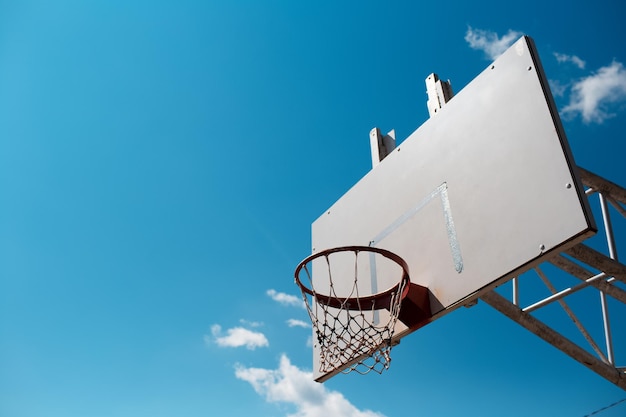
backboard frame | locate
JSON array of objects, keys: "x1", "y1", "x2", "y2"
[{"x1": 305, "y1": 36, "x2": 597, "y2": 382}]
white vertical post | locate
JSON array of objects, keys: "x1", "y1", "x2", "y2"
[
  {"x1": 425, "y1": 73, "x2": 454, "y2": 117},
  {"x1": 370, "y1": 128, "x2": 396, "y2": 168},
  {"x1": 598, "y1": 193, "x2": 616, "y2": 365}
]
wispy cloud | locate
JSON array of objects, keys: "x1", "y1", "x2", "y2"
[
  {"x1": 562, "y1": 61, "x2": 626, "y2": 124},
  {"x1": 548, "y1": 79, "x2": 568, "y2": 98},
  {"x1": 287, "y1": 319, "x2": 310, "y2": 328},
  {"x1": 235, "y1": 355, "x2": 386, "y2": 417},
  {"x1": 267, "y1": 289, "x2": 304, "y2": 308},
  {"x1": 207, "y1": 324, "x2": 269, "y2": 350},
  {"x1": 240, "y1": 319, "x2": 264, "y2": 328},
  {"x1": 464, "y1": 27, "x2": 523, "y2": 60},
  {"x1": 463, "y1": 28, "x2": 626, "y2": 125},
  {"x1": 554, "y1": 52, "x2": 586, "y2": 69}
]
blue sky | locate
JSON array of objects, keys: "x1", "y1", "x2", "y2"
[{"x1": 1, "y1": 1, "x2": 625, "y2": 416}]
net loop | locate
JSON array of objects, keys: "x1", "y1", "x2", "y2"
[{"x1": 294, "y1": 246, "x2": 410, "y2": 376}]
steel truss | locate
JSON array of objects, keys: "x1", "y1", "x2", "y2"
[{"x1": 480, "y1": 167, "x2": 626, "y2": 390}]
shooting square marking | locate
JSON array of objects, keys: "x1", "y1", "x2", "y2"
[{"x1": 369, "y1": 182, "x2": 464, "y2": 292}]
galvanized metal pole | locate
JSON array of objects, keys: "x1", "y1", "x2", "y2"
[{"x1": 599, "y1": 193, "x2": 616, "y2": 365}]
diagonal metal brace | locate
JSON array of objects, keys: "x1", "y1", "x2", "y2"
[
  {"x1": 578, "y1": 167, "x2": 626, "y2": 205},
  {"x1": 480, "y1": 290, "x2": 626, "y2": 390},
  {"x1": 549, "y1": 254, "x2": 626, "y2": 303},
  {"x1": 565, "y1": 244, "x2": 626, "y2": 284}
]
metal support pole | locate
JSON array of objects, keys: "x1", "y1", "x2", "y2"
[
  {"x1": 534, "y1": 267, "x2": 609, "y2": 362},
  {"x1": 600, "y1": 193, "x2": 620, "y2": 260},
  {"x1": 480, "y1": 291, "x2": 626, "y2": 390},
  {"x1": 522, "y1": 272, "x2": 607, "y2": 312},
  {"x1": 476, "y1": 168, "x2": 626, "y2": 389},
  {"x1": 599, "y1": 193, "x2": 617, "y2": 365}
]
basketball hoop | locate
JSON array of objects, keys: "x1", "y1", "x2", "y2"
[{"x1": 294, "y1": 246, "x2": 410, "y2": 376}]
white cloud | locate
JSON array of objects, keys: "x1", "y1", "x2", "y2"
[
  {"x1": 267, "y1": 289, "x2": 304, "y2": 308},
  {"x1": 464, "y1": 27, "x2": 523, "y2": 60},
  {"x1": 208, "y1": 324, "x2": 269, "y2": 350},
  {"x1": 554, "y1": 52, "x2": 586, "y2": 69},
  {"x1": 562, "y1": 61, "x2": 626, "y2": 124},
  {"x1": 287, "y1": 319, "x2": 310, "y2": 328},
  {"x1": 548, "y1": 79, "x2": 568, "y2": 98},
  {"x1": 240, "y1": 319, "x2": 264, "y2": 328},
  {"x1": 235, "y1": 355, "x2": 386, "y2": 417}
]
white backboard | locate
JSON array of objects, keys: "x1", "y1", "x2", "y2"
[{"x1": 309, "y1": 36, "x2": 596, "y2": 381}]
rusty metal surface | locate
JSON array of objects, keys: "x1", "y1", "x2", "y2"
[
  {"x1": 565, "y1": 244, "x2": 626, "y2": 284},
  {"x1": 548, "y1": 254, "x2": 626, "y2": 303},
  {"x1": 579, "y1": 166, "x2": 626, "y2": 205},
  {"x1": 481, "y1": 291, "x2": 626, "y2": 390}
]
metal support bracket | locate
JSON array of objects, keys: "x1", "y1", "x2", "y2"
[
  {"x1": 426, "y1": 73, "x2": 454, "y2": 117},
  {"x1": 480, "y1": 166, "x2": 626, "y2": 390},
  {"x1": 370, "y1": 128, "x2": 396, "y2": 168}
]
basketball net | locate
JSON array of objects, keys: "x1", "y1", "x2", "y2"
[{"x1": 295, "y1": 246, "x2": 409, "y2": 375}]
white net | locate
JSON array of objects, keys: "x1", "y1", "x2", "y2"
[{"x1": 295, "y1": 247, "x2": 409, "y2": 375}]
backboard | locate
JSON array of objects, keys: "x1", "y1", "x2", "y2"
[{"x1": 305, "y1": 36, "x2": 596, "y2": 381}]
